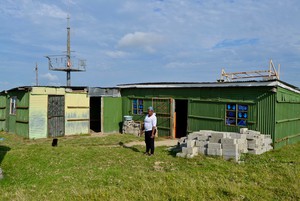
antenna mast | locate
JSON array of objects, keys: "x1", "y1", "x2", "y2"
[
  {"x1": 35, "y1": 63, "x2": 39, "y2": 86},
  {"x1": 45, "y1": 5, "x2": 86, "y2": 87}
]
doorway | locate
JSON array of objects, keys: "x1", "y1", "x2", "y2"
[
  {"x1": 175, "y1": 99, "x2": 188, "y2": 138},
  {"x1": 48, "y1": 95, "x2": 65, "y2": 137},
  {"x1": 90, "y1": 97, "x2": 101, "y2": 132}
]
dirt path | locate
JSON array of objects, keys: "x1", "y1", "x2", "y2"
[{"x1": 124, "y1": 139, "x2": 178, "y2": 147}]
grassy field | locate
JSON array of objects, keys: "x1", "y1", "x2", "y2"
[{"x1": 0, "y1": 132, "x2": 299, "y2": 201}]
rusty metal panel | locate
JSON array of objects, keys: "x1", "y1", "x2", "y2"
[
  {"x1": 48, "y1": 95, "x2": 65, "y2": 137},
  {"x1": 65, "y1": 92, "x2": 89, "y2": 135}
]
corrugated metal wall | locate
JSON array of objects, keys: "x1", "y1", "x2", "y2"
[
  {"x1": 29, "y1": 93, "x2": 48, "y2": 139},
  {"x1": 65, "y1": 92, "x2": 89, "y2": 135},
  {"x1": 15, "y1": 92, "x2": 29, "y2": 138},
  {"x1": 121, "y1": 87, "x2": 275, "y2": 138},
  {"x1": 275, "y1": 87, "x2": 300, "y2": 148},
  {"x1": 102, "y1": 97, "x2": 122, "y2": 133}
]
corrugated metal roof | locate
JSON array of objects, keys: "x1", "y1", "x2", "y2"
[
  {"x1": 1, "y1": 86, "x2": 88, "y2": 93},
  {"x1": 117, "y1": 80, "x2": 300, "y2": 94}
]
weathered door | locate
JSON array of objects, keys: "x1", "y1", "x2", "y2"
[
  {"x1": 48, "y1": 95, "x2": 65, "y2": 137},
  {"x1": 152, "y1": 98, "x2": 172, "y2": 137}
]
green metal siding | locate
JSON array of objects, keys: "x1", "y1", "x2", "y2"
[
  {"x1": 121, "y1": 87, "x2": 275, "y2": 138},
  {"x1": 0, "y1": 95, "x2": 7, "y2": 131},
  {"x1": 6, "y1": 91, "x2": 29, "y2": 138},
  {"x1": 275, "y1": 87, "x2": 300, "y2": 148},
  {"x1": 103, "y1": 97, "x2": 122, "y2": 133}
]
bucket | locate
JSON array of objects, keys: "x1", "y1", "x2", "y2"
[{"x1": 124, "y1": 115, "x2": 133, "y2": 121}]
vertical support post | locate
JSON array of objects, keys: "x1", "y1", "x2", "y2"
[
  {"x1": 35, "y1": 63, "x2": 39, "y2": 86},
  {"x1": 66, "y1": 15, "x2": 71, "y2": 86}
]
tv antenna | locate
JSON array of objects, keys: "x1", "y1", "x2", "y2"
[
  {"x1": 45, "y1": 12, "x2": 86, "y2": 86},
  {"x1": 218, "y1": 59, "x2": 280, "y2": 82}
]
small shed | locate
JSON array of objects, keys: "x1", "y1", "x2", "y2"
[
  {"x1": 119, "y1": 80, "x2": 300, "y2": 148},
  {"x1": 88, "y1": 87, "x2": 122, "y2": 133},
  {"x1": 0, "y1": 86, "x2": 89, "y2": 139}
]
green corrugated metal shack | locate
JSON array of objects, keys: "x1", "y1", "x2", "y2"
[
  {"x1": 0, "y1": 86, "x2": 89, "y2": 139},
  {"x1": 88, "y1": 87, "x2": 122, "y2": 133},
  {"x1": 119, "y1": 80, "x2": 300, "y2": 149}
]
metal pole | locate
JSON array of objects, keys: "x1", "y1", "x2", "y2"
[
  {"x1": 35, "y1": 63, "x2": 39, "y2": 86},
  {"x1": 66, "y1": 15, "x2": 71, "y2": 86},
  {"x1": 67, "y1": 71, "x2": 71, "y2": 86}
]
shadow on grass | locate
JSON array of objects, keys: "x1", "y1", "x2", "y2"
[
  {"x1": 167, "y1": 145, "x2": 181, "y2": 158},
  {"x1": 119, "y1": 142, "x2": 141, "y2": 153},
  {"x1": 0, "y1": 145, "x2": 11, "y2": 165}
]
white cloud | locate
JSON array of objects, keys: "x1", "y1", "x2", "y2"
[
  {"x1": 118, "y1": 32, "x2": 164, "y2": 53},
  {"x1": 104, "y1": 50, "x2": 129, "y2": 58},
  {"x1": 41, "y1": 73, "x2": 59, "y2": 82}
]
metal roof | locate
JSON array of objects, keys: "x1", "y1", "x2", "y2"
[
  {"x1": 1, "y1": 86, "x2": 88, "y2": 94},
  {"x1": 117, "y1": 80, "x2": 300, "y2": 94}
]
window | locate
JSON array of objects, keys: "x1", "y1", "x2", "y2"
[
  {"x1": 226, "y1": 103, "x2": 248, "y2": 126},
  {"x1": 132, "y1": 99, "x2": 143, "y2": 115},
  {"x1": 10, "y1": 96, "x2": 17, "y2": 115}
]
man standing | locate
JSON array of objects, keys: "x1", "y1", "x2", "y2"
[{"x1": 144, "y1": 106, "x2": 157, "y2": 156}]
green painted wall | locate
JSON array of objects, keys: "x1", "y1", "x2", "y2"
[
  {"x1": 121, "y1": 87, "x2": 277, "y2": 139},
  {"x1": 0, "y1": 94, "x2": 7, "y2": 131},
  {"x1": 275, "y1": 87, "x2": 300, "y2": 148},
  {"x1": 103, "y1": 97, "x2": 122, "y2": 133},
  {"x1": 6, "y1": 90, "x2": 29, "y2": 138}
]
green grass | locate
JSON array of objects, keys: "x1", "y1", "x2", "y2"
[{"x1": 0, "y1": 132, "x2": 299, "y2": 201}]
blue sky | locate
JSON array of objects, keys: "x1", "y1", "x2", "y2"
[{"x1": 1, "y1": 0, "x2": 300, "y2": 90}]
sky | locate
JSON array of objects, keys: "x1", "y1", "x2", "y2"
[{"x1": 0, "y1": 0, "x2": 300, "y2": 91}]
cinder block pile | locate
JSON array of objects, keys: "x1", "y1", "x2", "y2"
[
  {"x1": 176, "y1": 128, "x2": 273, "y2": 162},
  {"x1": 122, "y1": 120, "x2": 142, "y2": 136}
]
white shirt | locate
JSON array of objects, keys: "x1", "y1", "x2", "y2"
[{"x1": 144, "y1": 113, "x2": 157, "y2": 131}]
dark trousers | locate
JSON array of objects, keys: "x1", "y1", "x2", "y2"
[{"x1": 145, "y1": 130, "x2": 155, "y2": 154}]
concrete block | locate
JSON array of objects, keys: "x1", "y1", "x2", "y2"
[
  {"x1": 182, "y1": 147, "x2": 188, "y2": 155},
  {"x1": 240, "y1": 128, "x2": 248, "y2": 134},
  {"x1": 228, "y1": 133, "x2": 247, "y2": 139},
  {"x1": 221, "y1": 138, "x2": 237, "y2": 144},
  {"x1": 207, "y1": 148, "x2": 223, "y2": 156},
  {"x1": 223, "y1": 154, "x2": 240, "y2": 162},
  {"x1": 211, "y1": 132, "x2": 228, "y2": 139},
  {"x1": 199, "y1": 130, "x2": 213, "y2": 136},
  {"x1": 208, "y1": 143, "x2": 222, "y2": 149},
  {"x1": 248, "y1": 149, "x2": 263, "y2": 155},
  {"x1": 176, "y1": 152, "x2": 187, "y2": 158},
  {"x1": 195, "y1": 140, "x2": 208, "y2": 148},
  {"x1": 246, "y1": 130, "x2": 261, "y2": 135},
  {"x1": 187, "y1": 134, "x2": 198, "y2": 140},
  {"x1": 198, "y1": 147, "x2": 207, "y2": 155},
  {"x1": 197, "y1": 136, "x2": 209, "y2": 141},
  {"x1": 187, "y1": 140, "x2": 196, "y2": 148},
  {"x1": 209, "y1": 138, "x2": 221, "y2": 143},
  {"x1": 222, "y1": 144, "x2": 238, "y2": 151},
  {"x1": 187, "y1": 147, "x2": 198, "y2": 155}
]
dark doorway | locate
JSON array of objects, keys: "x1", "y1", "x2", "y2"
[
  {"x1": 175, "y1": 99, "x2": 188, "y2": 138},
  {"x1": 90, "y1": 97, "x2": 101, "y2": 132},
  {"x1": 48, "y1": 95, "x2": 65, "y2": 137}
]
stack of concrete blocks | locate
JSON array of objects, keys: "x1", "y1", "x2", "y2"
[
  {"x1": 122, "y1": 120, "x2": 141, "y2": 137},
  {"x1": 176, "y1": 128, "x2": 273, "y2": 162},
  {"x1": 246, "y1": 130, "x2": 273, "y2": 154}
]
